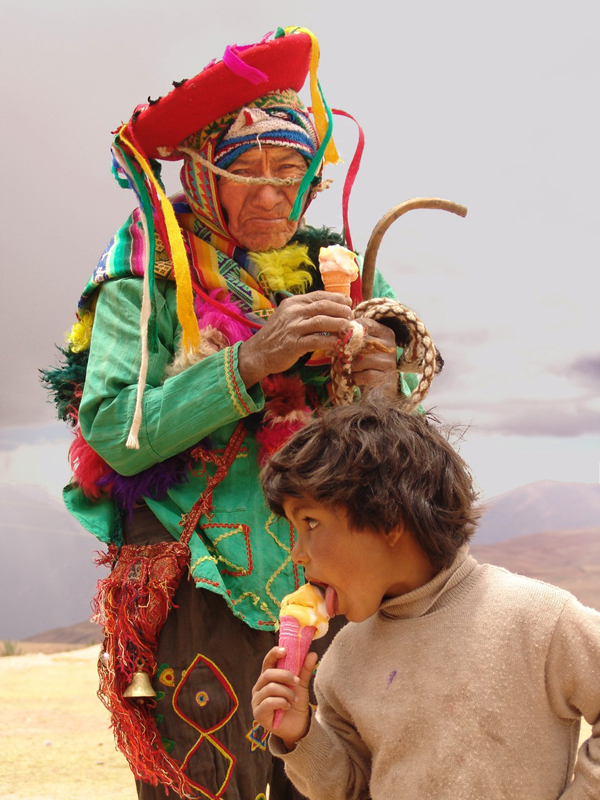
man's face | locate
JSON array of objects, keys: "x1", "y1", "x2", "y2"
[
  {"x1": 217, "y1": 145, "x2": 308, "y2": 251},
  {"x1": 283, "y1": 496, "x2": 400, "y2": 624}
]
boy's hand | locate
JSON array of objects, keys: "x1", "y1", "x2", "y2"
[{"x1": 252, "y1": 646, "x2": 319, "y2": 750}]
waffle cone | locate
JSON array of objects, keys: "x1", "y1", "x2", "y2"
[
  {"x1": 273, "y1": 617, "x2": 316, "y2": 729},
  {"x1": 322, "y1": 272, "x2": 352, "y2": 296}
]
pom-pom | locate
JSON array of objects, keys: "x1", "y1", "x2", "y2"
[
  {"x1": 69, "y1": 427, "x2": 114, "y2": 499},
  {"x1": 67, "y1": 311, "x2": 95, "y2": 353},
  {"x1": 249, "y1": 245, "x2": 314, "y2": 294},
  {"x1": 262, "y1": 374, "x2": 312, "y2": 424},
  {"x1": 194, "y1": 289, "x2": 254, "y2": 344},
  {"x1": 256, "y1": 374, "x2": 312, "y2": 463},
  {"x1": 255, "y1": 418, "x2": 307, "y2": 465}
]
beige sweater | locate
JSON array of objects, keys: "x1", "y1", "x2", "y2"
[{"x1": 273, "y1": 549, "x2": 600, "y2": 799}]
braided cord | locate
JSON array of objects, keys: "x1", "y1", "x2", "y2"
[{"x1": 330, "y1": 298, "x2": 438, "y2": 410}]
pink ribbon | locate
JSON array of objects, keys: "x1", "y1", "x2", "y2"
[{"x1": 223, "y1": 44, "x2": 268, "y2": 85}]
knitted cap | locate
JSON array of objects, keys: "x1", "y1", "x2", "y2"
[{"x1": 214, "y1": 105, "x2": 318, "y2": 169}]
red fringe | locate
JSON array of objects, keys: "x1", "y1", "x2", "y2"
[{"x1": 92, "y1": 543, "x2": 197, "y2": 798}]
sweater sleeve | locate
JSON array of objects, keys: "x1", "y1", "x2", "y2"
[
  {"x1": 545, "y1": 597, "x2": 600, "y2": 798},
  {"x1": 271, "y1": 679, "x2": 371, "y2": 799},
  {"x1": 78, "y1": 277, "x2": 264, "y2": 476}
]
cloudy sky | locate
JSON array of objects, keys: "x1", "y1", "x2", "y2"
[{"x1": 1, "y1": 0, "x2": 597, "y2": 502}]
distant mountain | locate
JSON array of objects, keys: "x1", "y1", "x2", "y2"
[
  {"x1": 0, "y1": 482, "x2": 106, "y2": 640},
  {"x1": 23, "y1": 619, "x2": 102, "y2": 645},
  {"x1": 471, "y1": 526, "x2": 600, "y2": 611},
  {"x1": 4, "y1": 479, "x2": 599, "y2": 642},
  {"x1": 473, "y1": 480, "x2": 600, "y2": 546}
]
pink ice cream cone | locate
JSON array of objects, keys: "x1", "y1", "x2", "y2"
[{"x1": 273, "y1": 616, "x2": 317, "y2": 729}]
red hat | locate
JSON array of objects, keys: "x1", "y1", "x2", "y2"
[{"x1": 127, "y1": 31, "x2": 312, "y2": 160}]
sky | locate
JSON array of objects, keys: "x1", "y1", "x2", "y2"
[{"x1": 0, "y1": 0, "x2": 598, "y2": 503}]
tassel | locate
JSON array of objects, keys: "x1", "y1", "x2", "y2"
[
  {"x1": 92, "y1": 543, "x2": 195, "y2": 798},
  {"x1": 126, "y1": 216, "x2": 152, "y2": 450}
]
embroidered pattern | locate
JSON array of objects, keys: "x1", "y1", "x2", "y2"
[
  {"x1": 158, "y1": 665, "x2": 176, "y2": 687},
  {"x1": 246, "y1": 721, "x2": 269, "y2": 752},
  {"x1": 196, "y1": 691, "x2": 210, "y2": 707},
  {"x1": 264, "y1": 513, "x2": 300, "y2": 607},
  {"x1": 172, "y1": 653, "x2": 239, "y2": 798},
  {"x1": 223, "y1": 347, "x2": 251, "y2": 417},
  {"x1": 190, "y1": 523, "x2": 253, "y2": 577}
]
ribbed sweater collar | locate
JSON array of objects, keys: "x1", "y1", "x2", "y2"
[{"x1": 379, "y1": 546, "x2": 480, "y2": 620}]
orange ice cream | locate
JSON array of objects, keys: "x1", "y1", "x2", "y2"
[{"x1": 279, "y1": 583, "x2": 330, "y2": 639}]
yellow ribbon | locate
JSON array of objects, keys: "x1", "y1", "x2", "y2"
[
  {"x1": 284, "y1": 26, "x2": 341, "y2": 165},
  {"x1": 118, "y1": 124, "x2": 201, "y2": 354}
]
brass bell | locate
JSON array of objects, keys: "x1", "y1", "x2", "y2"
[{"x1": 123, "y1": 670, "x2": 157, "y2": 699}]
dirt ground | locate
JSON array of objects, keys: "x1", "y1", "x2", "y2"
[
  {"x1": 0, "y1": 646, "x2": 135, "y2": 800},
  {"x1": 0, "y1": 645, "x2": 594, "y2": 799}
]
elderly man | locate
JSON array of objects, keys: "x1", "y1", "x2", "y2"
[{"x1": 43, "y1": 27, "x2": 414, "y2": 800}]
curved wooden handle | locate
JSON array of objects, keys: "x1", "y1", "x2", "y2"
[{"x1": 361, "y1": 198, "x2": 468, "y2": 300}]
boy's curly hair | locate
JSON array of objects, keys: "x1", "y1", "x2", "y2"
[{"x1": 260, "y1": 397, "x2": 481, "y2": 571}]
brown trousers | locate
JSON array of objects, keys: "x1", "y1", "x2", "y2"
[{"x1": 123, "y1": 505, "x2": 342, "y2": 800}]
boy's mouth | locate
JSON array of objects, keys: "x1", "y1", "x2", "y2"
[
  {"x1": 308, "y1": 580, "x2": 338, "y2": 618},
  {"x1": 324, "y1": 585, "x2": 338, "y2": 618}
]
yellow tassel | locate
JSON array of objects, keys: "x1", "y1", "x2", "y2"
[
  {"x1": 248, "y1": 244, "x2": 314, "y2": 294},
  {"x1": 284, "y1": 27, "x2": 341, "y2": 165},
  {"x1": 67, "y1": 310, "x2": 94, "y2": 353},
  {"x1": 118, "y1": 125, "x2": 201, "y2": 356}
]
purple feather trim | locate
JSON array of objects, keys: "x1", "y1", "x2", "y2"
[
  {"x1": 194, "y1": 289, "x2": 254, "y2": 344},
  {"x1": 97, "y1": 448, "x2": 200, "y2": 518}
]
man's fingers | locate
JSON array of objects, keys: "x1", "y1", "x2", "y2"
[{"x1": 280, "y1": 293, "x2": 353, "y2": 320}]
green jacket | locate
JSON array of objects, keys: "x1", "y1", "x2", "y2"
[{"x1": 66, "y1": 271, "x2": 416, "y2": 630}]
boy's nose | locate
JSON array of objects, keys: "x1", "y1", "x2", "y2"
[{"x1": 291, "y1": 540, "x2": 307, "y2": 566}]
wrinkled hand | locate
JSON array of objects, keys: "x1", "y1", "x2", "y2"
[
  {"x1": 351, "y1": 318, "x2": 398, "y2": 395},
  {"x1": 252, "y1": 646, "x2": 318, "y2": 751},
  {"x1": 239, "y1": 291, "x2": 353, "y2": 387}
]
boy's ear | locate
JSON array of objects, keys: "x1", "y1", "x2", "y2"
[{"x1": 385, "y1": 523, "x2": 406, "y2": 548}]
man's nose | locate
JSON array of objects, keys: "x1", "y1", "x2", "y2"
[{"x1": 250, "y1": 182, "x2": 286, "y2": 210}]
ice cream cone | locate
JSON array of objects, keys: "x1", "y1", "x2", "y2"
[
  {"x1": 273, "y1": 616, "x2": 317, "y2": 729},
  {"x1": 318, "y1": 245, "x2": 359, "y2": 297},
  {"x1": 321, "y1": 272, "x2": 352, "y2": 296}
]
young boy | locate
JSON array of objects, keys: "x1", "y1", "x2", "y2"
[{"x1": 252, "y1": 398, "x2": 600, "y2": 799}]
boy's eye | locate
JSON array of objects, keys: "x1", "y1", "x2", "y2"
[{"x1": 305, "y1": 518, "x2": 318, "y2": 530}]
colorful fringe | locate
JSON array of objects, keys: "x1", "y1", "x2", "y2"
[{"x1": 93, "y1": 542, "x2": 195, "y2": 797}]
